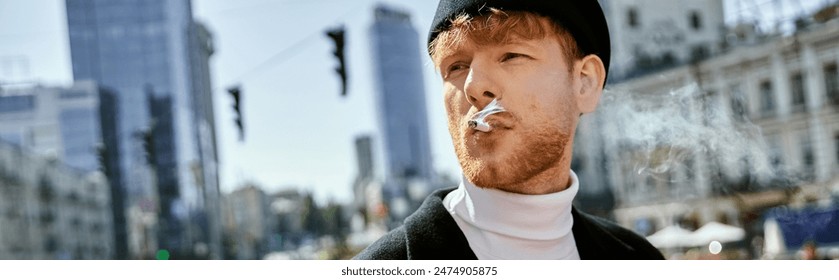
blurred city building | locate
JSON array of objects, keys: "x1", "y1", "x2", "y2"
[
  {"x1": 269, "y1": 189, "x2": 307, "y2": 252},
  {"x1": 0, "y1": 81, "x2": 114, "y2": 173},
  {"x1": 65, "y1": 0, "x2": 222, "y2": 259},
  {"x1": 575, "y1": 1, "x2": 839, "y2": 259},
  {"x1": 0, "y1": 139, "x2": 113, "y2": 259},
  {"x1": 221, "y1": 185, "x2": 353, "y2": 260},
  {"x1": 574, "y1": 0, "x2": 728, "y2": 221},
  {"x1": 369, "y1": 4, "x2": 441, "y2": 227},
  {"x1": 0, "y1": 81, "x2": 123, "y2": 258},
  {"x1": 221, "y1": 184, "x2": 273, "y2": 260},
  {"x1": 348, "y1": 135, "x2": 388, "y2": 247},
  {"x1": 601, "y1": 0, "x2": 727, "y2": 82}
]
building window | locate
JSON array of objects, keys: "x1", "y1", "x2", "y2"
[
  {"x1": 759, "y1": 80, "x2": 775, "y2": 117},
  {"x1": 690, "y1": 45, "x2": 709, "y2": 62},
  {"x1": 628, "y1": 8, "x2": 638, "y2": 28},
  {"x1": 690, "y1": 11, "x2": 703, "y2": 30},
  {"x1": 768, "y1": 136, "x2": 784, "y2": 170},
  {"x1": 0, "y1": 95, "x2": 35, "y2": 113},
  {"x1": 824, "y1": 63, "x2": 839, "y2": 105},
  {"x1": 801, "y1": 134, "x2": 815, "y2": 181},
  {"x1": 0, "y1": 133, "x2": 23, "y2": 146},
  {"x1": 729, "y1": 84, "x2": 748, "y2": 121},
  {"x1": 791, "y1": 72, "x2": 807, "y2": 112}
]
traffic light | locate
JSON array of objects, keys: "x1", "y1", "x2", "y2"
[
  {"x1": 95, "y1": 143, "x2": 108, "y2": 173},
  {"x1": 139, "y1": 128, "x2": 155, "y2": 165},
  {"x1": 228, "y1": 86, "x2": 244, "y2": 141},
  {"x1": 326, "y1": 26, "x2": 347, "y2": 97}
]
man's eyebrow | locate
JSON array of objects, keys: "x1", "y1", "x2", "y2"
[
  {"x1": 436, "y1": 45, "x2": 470, "y2": 65},
  {"x1": 440, "y1": 50, "x2": 464, "y2": 61},
  {"x1": 503, "y1": 38, "x2": 542, "y2": 50}
]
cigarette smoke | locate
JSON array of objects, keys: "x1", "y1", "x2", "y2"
[
  {"x1": 469, "y1": 98, "x2": 506, "y2": 132},
  {"x1": 591, "y1": 83, "x2": 795, "y2": 191}
]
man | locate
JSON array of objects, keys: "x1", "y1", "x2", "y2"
[{"x1": 355, "y1": 0, "x2": 664, "y2": 260}]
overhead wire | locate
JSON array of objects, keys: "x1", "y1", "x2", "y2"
[{"x1": 223, "y1": 0, "x2": 369, "y2": 85}]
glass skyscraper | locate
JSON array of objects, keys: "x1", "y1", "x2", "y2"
[
  {"x1": 369, "y1": 4, "x2": 435, "y2": 220},
  {"x1": 65, "y1": 0, "x2": 221, "y2": 259}
]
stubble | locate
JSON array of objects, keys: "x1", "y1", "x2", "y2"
[{"x1": 451, "y1": 119, "x2": 570, "y2": 192}]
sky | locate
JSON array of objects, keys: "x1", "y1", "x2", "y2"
[
  {"x1": 0, "y1": 0, "x2": 829, "y2": 204},
  {"x1": 0, "y1": 0, "x2": 448, "y2": 205},
  {"x1": 191, "y1": 0, "x2": 449, "y2": 204}
]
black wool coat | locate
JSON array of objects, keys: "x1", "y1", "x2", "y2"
[{"x1": 354, "y1": 188, "x2": 665, "y2": 260}]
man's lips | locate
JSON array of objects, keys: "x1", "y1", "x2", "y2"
[{"x1": 465, "y1": 112, "x2": 515, "y2": 133}]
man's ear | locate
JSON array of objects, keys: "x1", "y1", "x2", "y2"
[{"x1": 575, "y1": 54, "x2": 606, "y2": 114}]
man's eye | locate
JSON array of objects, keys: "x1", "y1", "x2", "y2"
[
  {"x1": 501, "y1": 53, "x2": 527, "y2": 62},
  {"x1": 447, "y1": 63, "x2": 468, "y2": 74}
]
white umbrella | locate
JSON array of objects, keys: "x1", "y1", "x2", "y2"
[
  {"x1": 646, "y1": 225, "x2": 696, "y2": 248},
  {"x1": 691, "y1": 221, "x2": 746, "y2": 245}
]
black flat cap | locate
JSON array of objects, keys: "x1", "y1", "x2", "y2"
[{"x1": 428, "y1": 0, "x2": 611, "y2": 80}]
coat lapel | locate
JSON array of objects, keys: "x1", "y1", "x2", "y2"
[
  {"x1": 571, "y1": 207, "x2": 636, "y2": 260},
  {"x1": 403, "y1": 188, "x2": 478, "y2": 260}
]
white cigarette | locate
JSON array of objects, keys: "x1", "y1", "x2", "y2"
[
  {"x1": 468, "y1": 99, "x2": 504, "y2": 132},
  {"x1": 468, "y1": 120, "x2": 493, "y2": 132}
]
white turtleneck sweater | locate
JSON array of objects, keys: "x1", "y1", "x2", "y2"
[{"x1": 442, "y1": 170, "x2": 581, "y2": 260}]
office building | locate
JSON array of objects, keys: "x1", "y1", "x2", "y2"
[
  {"x1": 369, "y1": 4, "x2": 436, "y2": 222},
  {"x1": 65, "y1": 0, "x2": 221, "y2": 259}
]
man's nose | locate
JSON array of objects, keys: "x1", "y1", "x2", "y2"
[{"x1": 463, "y1": 65, "x2": 499, "y2": 110}]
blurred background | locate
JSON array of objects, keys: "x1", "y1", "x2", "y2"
[{"x1": 0, "y1": 0, "x2": 837, "y2": 260}]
